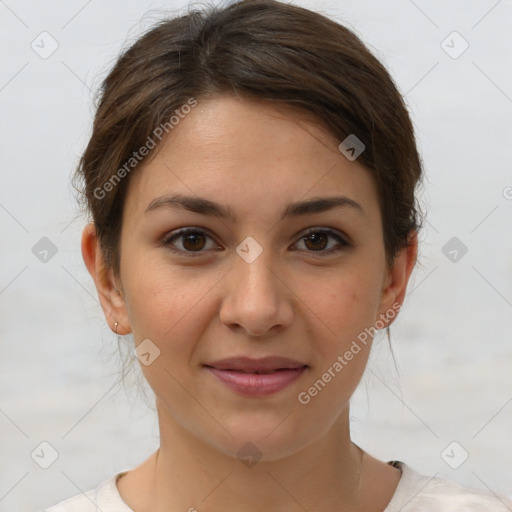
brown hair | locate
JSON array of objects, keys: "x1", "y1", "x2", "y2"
[{"x1": 73, "y1": 0, "x2": 424, "y2": 277}]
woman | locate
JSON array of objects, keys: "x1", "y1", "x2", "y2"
[{"x1": 43, "y1": 0, "x2": 512, "y2": 510}]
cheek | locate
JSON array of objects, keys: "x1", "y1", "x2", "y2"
[
  {"x1": 122, "y1": 264, "x2": 219, "y2": 401},
  {"x1": 122, "y1": 257, "x2": 212, "y2": 346},
  {"x1": 295, "y1": 279, "x2": 377, "y2": 419},
  {"x1": 304, "y1": 273, "x2": 378, "y2": 354}
]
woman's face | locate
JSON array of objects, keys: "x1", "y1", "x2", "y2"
[{"x1": 94, "y1": 95, "x2": 415, "y2": 461}]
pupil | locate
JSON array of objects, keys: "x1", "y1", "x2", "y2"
[
  {"x1": 306, "y1": 233, "x2": 327, "y2": 251},
  {"x1": 183, "y1": 233, "x2": 205, "y2": 251}
]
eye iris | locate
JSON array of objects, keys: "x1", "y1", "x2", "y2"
[
  {"x1": 183, "y1": 232, "x2": 206, "y2": 251},
  {"x1": 304, "y1": 232, "x2": 328, "y2": 251}
]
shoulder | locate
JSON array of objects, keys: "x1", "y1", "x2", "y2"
[
  {"x1": 386, "y1": 461, "x2": 512, "y2": 512},
  {"x1": 40, "y1": 469, "x2": 133, "y2": 512}
]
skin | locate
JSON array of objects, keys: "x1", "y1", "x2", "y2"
[{"x1": 82, "y1": 94, "x2": 418, "y2": 512}]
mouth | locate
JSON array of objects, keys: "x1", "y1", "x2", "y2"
[
  {"x1": 204, "y1": 355, "x2": 308, "y2": 372},
  {"x1": 203, "y1": 356, "x2": 309, "y2": 396},
  {"x1": 209, "y1": 368, "x2": 296, "y2": 374}
]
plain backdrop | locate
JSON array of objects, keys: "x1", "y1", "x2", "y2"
[{"x1": 1, "y1": 0, "x2": 511, "y2": 510}]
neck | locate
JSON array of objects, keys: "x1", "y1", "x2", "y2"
[{"x1": 147, "y1": 401, "x2": 365, "y2": 512}]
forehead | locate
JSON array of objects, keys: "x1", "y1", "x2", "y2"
[{"x1": 123, "y1": 95, "x2": 380, "y2": 223}]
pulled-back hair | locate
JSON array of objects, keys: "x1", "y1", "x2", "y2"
[{"x1": 74, "y1": 0, "x2": 424, "y2": 276}]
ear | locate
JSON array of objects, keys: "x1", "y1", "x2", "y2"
[
  {"x1": 376, "y1": 230, "x2": 418, "y2": 327},
  {"x1": 81, "y1": 222, "x2": 131, "y2": 335}
]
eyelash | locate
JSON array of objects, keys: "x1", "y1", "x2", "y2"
[{"x1": 161, "y1": 227, "x2": 350, "y2": 258}]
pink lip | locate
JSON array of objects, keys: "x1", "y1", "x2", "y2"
[{"x1": 204, "y1": 356, "x2": 308, "y2": 397}]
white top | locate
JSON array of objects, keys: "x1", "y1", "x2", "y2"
[{"x1": 41, "y1": 460, "x2": 512, "y2": 511}]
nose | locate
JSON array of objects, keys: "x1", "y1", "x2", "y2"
[{"x1": 219, "y1": 246, "x2": 293, "y2": 337}]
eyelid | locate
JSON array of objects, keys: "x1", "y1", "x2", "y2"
[{"x1": 297, "y1": 226, "x2": 347, "y2": 241}]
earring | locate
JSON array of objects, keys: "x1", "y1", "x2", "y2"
[{"x1": 114, "y1": 321, "x2": 119, "y2": 334}]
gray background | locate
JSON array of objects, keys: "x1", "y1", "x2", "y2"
[{"x1": 1, "y1": 0, "x2": 511, "y2": 510}]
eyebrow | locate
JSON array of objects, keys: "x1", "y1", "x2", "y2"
[{"x1": 144, "y1": 193, "x2": 365, "y2": 221}]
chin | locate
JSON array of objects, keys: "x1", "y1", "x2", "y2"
[{"x1": 201, "y1": 416, "x2": 314, "y2": 465}]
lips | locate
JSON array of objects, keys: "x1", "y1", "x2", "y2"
[
  {"x1": 203, "y1": 356, "x2": 309, "y2": 397},
  {"x1": 204, "y1": 356, "x2": 308, "y2": 373}
]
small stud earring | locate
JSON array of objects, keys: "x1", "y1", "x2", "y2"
[{"x1": 114, "y1": 321, "x2": 119, "y2": 334}]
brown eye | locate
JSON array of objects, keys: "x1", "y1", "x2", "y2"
[
  {"x1": 303, "y1": 232, "x2": 329, "y2": 251},
  {"x1": 163, "y1": 228, "x2": 218, "y2": 256},
  {"x1": 181, "y1": 232, "x2": 207, "y2": 251},
  {"x1": 294, "y1": 228, "x2": 349, "y2": 255}
]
